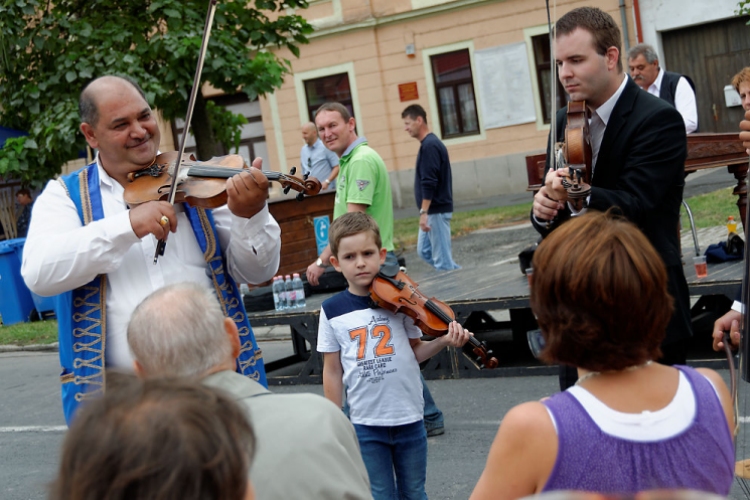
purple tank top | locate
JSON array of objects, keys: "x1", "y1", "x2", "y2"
[{"x1": 542, "y1": 365, "x2": 734, "y2": 495}]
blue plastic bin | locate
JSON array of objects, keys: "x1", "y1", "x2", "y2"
[
  {"x1": 0, "y1": 238, "x2": 36, "y2": 325},
  {"x1": 7, "y1": 238, "x2": 57, "y2": 318}
]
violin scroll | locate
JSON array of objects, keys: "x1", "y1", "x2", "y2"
[{"x1": 559, "y1": 101, "x2": 592, "y2": 212}]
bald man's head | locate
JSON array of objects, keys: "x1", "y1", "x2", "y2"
[
  {"x1": 79, "y1": 76, "x2": 147, "y2": 127},
  {"x1": 301, "y1": 121, "x2": 319, "y2": 146}
]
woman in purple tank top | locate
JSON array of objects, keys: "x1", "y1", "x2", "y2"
[{"x1": 471, "y1": 211, "x2": 734, "y2": 499}]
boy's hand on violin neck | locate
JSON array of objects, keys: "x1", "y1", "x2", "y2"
[
  {"x1": 226, "y1": 162, "x2": 269, "y2": 219},
  {"x1": 129, "y1": 201, "x2": 177, "y2": 239},
  {"x1": 442, "y1": 321, "x2": 472, "y2": 348}
]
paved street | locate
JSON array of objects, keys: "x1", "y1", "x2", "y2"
[
  {"x1": 0, "y1": 167, "x2": 745, "y2": 499},
  {"x1": 0, "y1": 347, "x2": 561, "y2": 500}
]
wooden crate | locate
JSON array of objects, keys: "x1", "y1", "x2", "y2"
[{"x1": 267, "y1": 191, "x2": 335, "y2": 281}]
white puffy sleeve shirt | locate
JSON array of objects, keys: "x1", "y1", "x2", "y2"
[{"x1": 21, "y1": 161, "x2": 281, "y2": 369}]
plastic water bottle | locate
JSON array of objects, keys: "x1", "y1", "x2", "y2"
[
  {"x1": 293, "y1": 273, "x2": 306, "y2": 308},
  {"x1": 272, "y1": 276, "x2": 283, "y2": 311},
  {"x1": 284, "y1": 275, "x2": 294, "y2": 310}
]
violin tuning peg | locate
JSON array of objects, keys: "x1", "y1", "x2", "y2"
[
  {"x1": 283, "y1": 185, "x2": 291, "y2": 194},
  {"x1": 296, "y1": 193, "x2": 305, "y2": 201},
  {"x1": 303, "y1": 173, "x2": 309, "y2": 180},
  {"x1": 290, "y1": 166, "x2": 297, "y2": 176}
]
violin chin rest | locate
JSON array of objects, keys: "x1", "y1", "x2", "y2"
[{"x1": 379, "y1": 261, "x2": 400, "y2": 278}]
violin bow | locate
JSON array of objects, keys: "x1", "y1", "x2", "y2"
[
  {"x1": 154, "y1": 0, "x2": 219, "y2": 264},
  {"x1": 735, "y1": 151, "x2": 750, "y2": 491},
  {"x1": 546, "y1": 0, "x2": 558, "y2": 173}
]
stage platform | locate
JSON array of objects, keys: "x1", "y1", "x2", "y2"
[{"x1": 249, "y1": 257, "x2": 742, "y2": 385}]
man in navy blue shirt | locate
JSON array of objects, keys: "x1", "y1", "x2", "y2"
[
  {"x1": 402, "y1": 104, "x2": 460, "y2": 271},
  {"x1": 300, "y1": 121, "x2": 339, "y2": 192}
]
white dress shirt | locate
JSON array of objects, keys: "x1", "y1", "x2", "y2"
[
  {"x1": 646, "y1": 68, "x2": 698, "y2": 134},
  {"x1": 22, "y1": 157, "x2": 281, "y2": 370}
]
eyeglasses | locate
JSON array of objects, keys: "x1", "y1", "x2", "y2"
[
  {"x1": 527, "y1": 329, "x2": 546, "y2": 359},
  {"x1": 307, "y1": 157, "x2": 312, "y2": 169}
]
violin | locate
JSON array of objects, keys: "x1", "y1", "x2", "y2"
[
  {"x1": 559, "y1": 101, "x2": 592, "y2": 211},
  {"x1": 123, "y1": 151, "x2": 321, "y2": 208},
  {"x1": 369, "y1": 270, "x2": 499, "y2": 369}
]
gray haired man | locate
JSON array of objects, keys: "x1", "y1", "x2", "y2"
[
  {"x1": 127, "y1": 282, "x2": 373, "y2": 500},
  {"x1": 627, "y1": 43, "x2": 698, "y2": 133}
]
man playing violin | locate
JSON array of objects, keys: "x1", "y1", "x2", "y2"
[
  {"x1": 531, "y1": 7, "x2": 691, "y2": 389},
  {"x1": 21, "y1": 75, "x2": 281, "y2": 424}
]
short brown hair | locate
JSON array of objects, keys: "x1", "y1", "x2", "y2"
[
  {"x1": 732, "y1": 67, "x2": 750, "y2": 93},
  {"x1": 51, "y1": 374, "x2": 255, "y2": 500},
  {"x1": 530, "y1": 211, "x2": 671, "y2": 371},
  {"x1": 555, "y1": 7, "x2": 623, "y2": 73},
  {"x1": 329, "y1": 212, "x2": 381, "y2": 257},
  {"x1": 315, "y1": 102, "x2": 351, "y2": 122}
]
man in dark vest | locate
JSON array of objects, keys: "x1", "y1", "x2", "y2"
[{"x1": 628, "y1": 43, "x2": 698, "y2": 133}]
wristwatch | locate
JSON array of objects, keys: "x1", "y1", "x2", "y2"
[
  {"x1": 316, "y1": 257, "x2": 327, "y2": 268},
  {"x1": 419, "y1": 209, "x2": 428, "y2": 215}
]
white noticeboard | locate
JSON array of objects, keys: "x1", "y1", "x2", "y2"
[{"x1": 474, "y1": 43, "x2": 536, "y2": 129}]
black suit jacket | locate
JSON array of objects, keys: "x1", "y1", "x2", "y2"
[{"x1": 532, "y1": 77, "x2": 691, "y2": 345}]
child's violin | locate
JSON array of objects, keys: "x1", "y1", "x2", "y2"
[
  {"x1": 369, "y1": 270, "x2": 498, "y2": 369},
  {"x1": 123, "y1": 151, "x2": 321, "y2": 208}
]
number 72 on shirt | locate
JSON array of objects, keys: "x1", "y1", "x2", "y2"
[{"x1": 349, "y1": 324, "x2": 395, "y2": 360}]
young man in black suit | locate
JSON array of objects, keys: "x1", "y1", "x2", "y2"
[{"x1": 531, "y1": 7, "x2": 691, "y2": 389}]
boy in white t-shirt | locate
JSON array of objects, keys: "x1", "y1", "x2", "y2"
[{"x1": 317, "y1": 212, "x2": 471, "y2": 500}]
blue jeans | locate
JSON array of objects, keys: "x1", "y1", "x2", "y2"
[
  {"x1": 417, "y1": 212, "x2": 460, "y2": 271},
  {"x1": 421, "y1": 374, "x2": 444, "y2": 432},
  {"x1": 343, "y1": 374, "x2": 443, "y2": 431},
  {"x1": 354, "y1": 420, "x2": 428, "y2": 500}
]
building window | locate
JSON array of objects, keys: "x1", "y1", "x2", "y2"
[
  {"x1": 532, "y1": 33, "x2": 566, "y2": 124},
  {"x1": 172, "y1": 94, "x2": 268, "y2": 168},
  {"x1": 303, "y1": 73, "x2": 354, "y2": 121},
  {"x1": 430, "y1": 49, "x2": 479, "y2": 138}
]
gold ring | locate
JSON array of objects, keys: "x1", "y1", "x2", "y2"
[{"x1": 159, "y1": 216, "x2": 169, "y2": 227}]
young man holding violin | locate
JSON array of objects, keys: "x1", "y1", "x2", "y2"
[
  {"x1": 530, "y1": 7, "x2": 691, "y2": 388},
  {"x1": 317, "y1": 211, "x2": 470, "y2": 500},
  {"x1": 21, "y1": 75, "x2": 281, "y2": 424}
]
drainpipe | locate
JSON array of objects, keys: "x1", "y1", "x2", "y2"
[
  {"x1": 620, "y1": 0, "x2": 631, "y2": 52},
  {"x1": 631, "y1": 0, "x2": 644, "y2": 43}
]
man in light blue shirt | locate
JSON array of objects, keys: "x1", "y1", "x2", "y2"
[{"x1": 300, "y1": 121, "x2": 339, "y2": 192}]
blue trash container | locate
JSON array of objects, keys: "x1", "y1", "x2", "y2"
[
  {"x1": 7, "y1": 238, "x2": 57, "y2": 318},
  {"x1": 0, "y1": 239, "x2": 36, "y2": 325}
]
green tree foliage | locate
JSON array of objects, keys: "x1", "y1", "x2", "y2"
[
  {"x1": 0, "y1": 0, "x2": 312, "y2": 187},
  {"x1": 740, "y1": 0, "x2": 750, "y2": 15}
]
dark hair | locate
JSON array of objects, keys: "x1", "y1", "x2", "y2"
[
  {"x1": 732, "y1": 67, "x2": 750, "y2": 93},
  {"x1": 555, "y1": 7, "x2": 623, "y2": 73},
  {"x1": 329, "y1": 212, "x2": 381, "y2": 257},
  {"x1": 16, "y1": 188, "x2": 31, "y2": 197},
  {"x1": 50, "y1": 374, "x2": 255, "y2": 500},
  {"x1": 314, "y1": 102, "x2": 351, "y2": 123},
  {"x1": 79, "y1": 75, "x2": 148, "y2": 127},
  {"x1": 530, "y1": 210, "x2": 670, "y2": 371},
  {"x1": 401, "y1": 104, "x2": 427, "y2": 123}
]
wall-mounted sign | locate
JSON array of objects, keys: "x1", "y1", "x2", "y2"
[{"x1": 398, "y1": 82, "x2": 419, "y2": 102}]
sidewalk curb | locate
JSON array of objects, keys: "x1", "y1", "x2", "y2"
[
  {"x1": 0, "y1": 335, "x2": 291, "y2": 353},
  {"x1": 0, "y1": 342, "x2": 59, "y2": 353}
]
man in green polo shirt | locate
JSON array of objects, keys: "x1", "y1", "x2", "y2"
[{"x1": 306, "y1": 102, "x2": 394, "y2": 286}]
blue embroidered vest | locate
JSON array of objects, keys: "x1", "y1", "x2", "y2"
[{"x1": 56, "y1": 161, "x2": 266, "y2": 425}]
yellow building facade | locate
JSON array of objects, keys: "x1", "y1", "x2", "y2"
[{"x1": 260, "y1": 0, "x2": 636, "y2": 207}]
